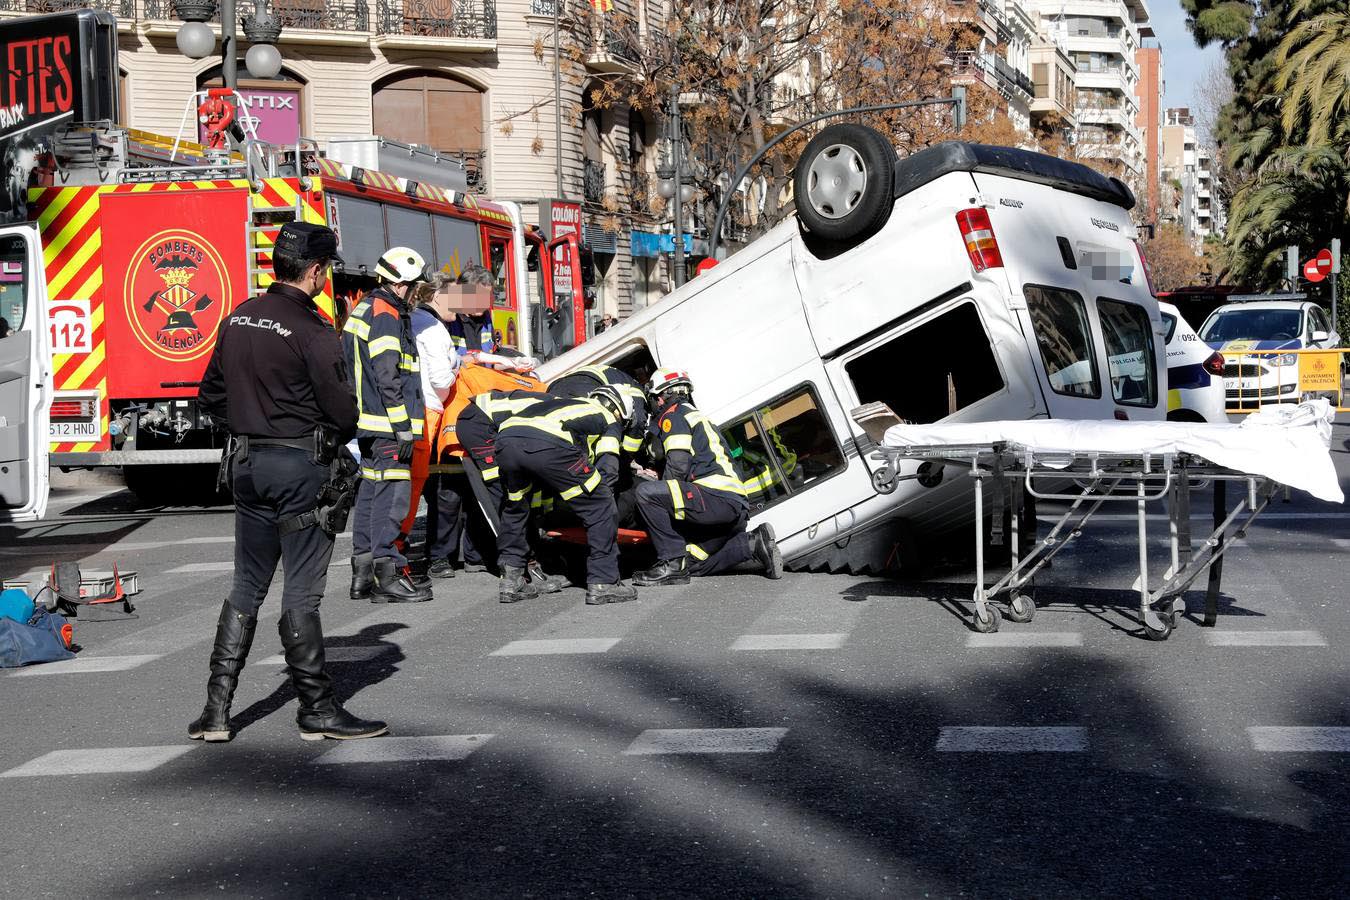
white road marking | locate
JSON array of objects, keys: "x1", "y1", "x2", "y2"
[
  {"x1": 731, "y1": 633, "x2": 848, "y2": 651},
  {"x1": 490, "y1": 638, "x2": 620, "y2": 656},
  {"x1": 0, "y1": 746, "x2": 194, "y2": 778},
  {"x1": 936, "y1": 726, "x2": 1088, "y2": 752},
  {"x1": 1248, "y1": 727, "x2": 1350, "y2": 752},
  {"x1": 966, "y1": 632, "x2": 1084, "y2": 648},
  {"x1": 1332, "y1": 538, "x2": 1350, "y2": 550},
  {"x1": 1205, "y1": 630, "x2": 1327, "y2": 647},
  {"x1": 8, "y1": 654, "x2": 160, "y2": 677},
  {"x1": 166, "y1": 561, "x2": 235, "y2": 574},
  {"x1": 258, "y1": 645, "x2": 390, "y2": 665},
  {"x1": 623, "y1": 727, "x2": 789, "y2": 755},
  {"x1": 313, "y1": 734, "x2": 494, "y2": 765}
]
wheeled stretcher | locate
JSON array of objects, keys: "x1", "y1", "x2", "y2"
[{"x1": 869, "y1": 404, "x2": 1343, "y2": 640}]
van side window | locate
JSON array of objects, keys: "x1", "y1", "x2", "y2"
[
  {"x1": 1023, "y1": 285, "x2": 1100, "y2": 398},
  {"x1": 1097, "y1": 297, "x2": 1157, "y2": 407},
  {"x1": 1161, "y1": 312, "x2": 1177, "y2": 343},
  {"x1": 606, "y1": 343, "x2": 657, "y2": 385},
  {"x1": 721, "y1": 386, "x2": 845, "y2": 511},
  {"x1": 845, "y1": 301, "x2": 1004, "y2": 423}
]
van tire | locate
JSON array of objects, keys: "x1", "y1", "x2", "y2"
[{"x1": 794, "y1": 124, "x2": 895, "y2": 246}]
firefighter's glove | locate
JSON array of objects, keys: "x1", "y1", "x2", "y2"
[{"x1": 395, "y1": 431, "x2": 417, "y2": 463}]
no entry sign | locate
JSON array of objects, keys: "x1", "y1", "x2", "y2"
[{"x1": 1304, "y1": 249, "x2": 1333, "y2": 283}]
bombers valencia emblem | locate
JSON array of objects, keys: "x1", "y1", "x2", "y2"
[{"x1": 124, "y1": 229, "x2": 232, "y2": 361}]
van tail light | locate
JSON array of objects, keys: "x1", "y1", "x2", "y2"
[
  {"x1": 1132, "y1": 238, "x2": 1156, "y2": 295},
  {"x1": 1203, "y1": 351, "x2": 1225, "y2": 377},
  {"x1": 955, "y1": 208, "x2": 1004, "y2": 272}
]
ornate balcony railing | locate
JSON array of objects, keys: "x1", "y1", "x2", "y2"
[
  {"x1": 529, "y1": 0, "x2": 559, "y2": 15},
  {"x1": 3, "y1": 0, "x2": 136, "y2": 16},
  {"x1": 376, "y1": 0, "x2": 496, "y2": 39},
  {"x1": 583, "y1": 158, "x2": 606, "y2": 204},
  {"x1": 142, "y1": 0, "x2": 370, "y2": 30}
]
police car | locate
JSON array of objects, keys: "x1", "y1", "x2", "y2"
[
  {"x1": 1159, "y1": 300, "x2": 1226, "y2": 422},
  {"x1": 1198, "y1": 299, "x2": 1342, "y2": 410}
]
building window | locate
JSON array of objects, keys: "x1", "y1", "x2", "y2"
[
  {"x1": 1024, "y1": 285, "x2": 1101, "y2": 398},
  {"x1": 372, "y1": 71, "x2": 485, "y2": 156},
  {"x1": 845, "y1": 302, "x2": 1004, "y2": 424},
  {"x1": 721, "y1": 385, "x2": 846, "y2": 511}
]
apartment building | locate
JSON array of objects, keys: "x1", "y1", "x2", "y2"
[
  {"x1": 949, "y1": 0, "x2": 1038, "y2": 137},
  {"x1": 1134, "y1": 43, "x2": 1162, "y2": 223},
  {"x1": 1027, "y1": 0, "x2": 1152, "y2": 188},
  {"x1": 1160, "y1": 107, "x2": 1220, "y2": 244},
  {"x1": 1, "y1": 0, "x2": 672, "y2": 317}
]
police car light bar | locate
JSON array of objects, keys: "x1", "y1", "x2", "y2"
[{"x1": 955, "y1": 208, "x2": 1004, "y2": 272}]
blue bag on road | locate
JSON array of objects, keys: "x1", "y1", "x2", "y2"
[
  {"x1": 0, "y1": 588, "x2": 35, "y2": 624},
  {"x1": 0, "y1": 609, "x2": 76, "y2": 668}
]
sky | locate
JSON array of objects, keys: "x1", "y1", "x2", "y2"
[{"x1": 1147, "y1": 0, "x2": 1225, "y2": 119}]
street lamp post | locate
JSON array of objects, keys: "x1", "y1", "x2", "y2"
[
  {"x1": 174, "y1": 0, "x2": 284, "y2": 146},
  {"x1": 657, "y1": 83, "x2": 694, "y2": 288}
]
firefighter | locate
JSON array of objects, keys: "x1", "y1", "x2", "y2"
[
  {"x1": 192, "y1": 222, "x2": 384, "y2": 743},
  {"x1": 634, "y1": 368, "x2": 784, "y2": 585},
  {"x1": 549, "y1": 364, "x2": 652, "y2": 524},
  {"x1": 494, "y1": 387, "x2": 637, "y2": 604},
  {"x1": 454, "y1": 386, "x2": 564, "y2": 596},
  {"x1": 343, "y1": 247, "x2": 433, "y2": 604}
]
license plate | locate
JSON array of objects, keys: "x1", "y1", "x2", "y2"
[
  {"x1": 49, "y1": 420, "x2": 100, "y2": 440},
  {"x1": 1225, "y1": 378, "x2": 1262, "y2": 391}
]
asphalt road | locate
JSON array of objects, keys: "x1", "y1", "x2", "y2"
[{"x1": 1, "y1": 426, "x2": 1346, "y2": 898}]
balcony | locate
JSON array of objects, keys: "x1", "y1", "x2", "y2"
[
  {"x1": 2, "y1": 0, "x2": 136, "y2": 27},
  {"x1": 375, "y1": 0, "x2": 496, "y2": 47},
  {"x1": 950, "y1": 51, "x2": 1033, "y2": 104},
  {"x1": 583, "y1": 157, "x2": 606, "y2": 204},
  {"x1": 141, "y1": 0, "x2": 372, "y2": 43},
  {"x1": 581, "y1": 7, "x2": 640, "y2": 74}
]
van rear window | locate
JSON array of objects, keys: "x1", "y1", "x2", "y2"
[
  {"x1": 1098, "y1": 298, "x2": 1157, "y2": 407},
  {"x1": 1024, "y1": 285, "x2": 1100, "y2": 398}
]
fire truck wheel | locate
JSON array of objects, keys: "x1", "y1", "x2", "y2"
[{"x1": 793, "y1": 123, "x2": 896, "y2": 246}]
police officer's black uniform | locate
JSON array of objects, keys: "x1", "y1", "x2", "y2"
[{"x1": 191, "y1": 222, "x2": 385, "y2": 744}]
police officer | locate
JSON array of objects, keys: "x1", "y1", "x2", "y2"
[
  {"x1": 343, "y1": 247, "x2": 433, "y2": 604},
  {"x1": 494, "y1": 387, "x2": 637, "y2": 604},
  {"x1": 634, "y1": 368, "x2": 784, "y2": 585},
  {"x1": 191, "y1": 222, "x2": 385, "y2": 743}
]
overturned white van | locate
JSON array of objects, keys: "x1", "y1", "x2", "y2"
[{"x1": 538, "y1": 126, "x2": 1164, "y2": 572}]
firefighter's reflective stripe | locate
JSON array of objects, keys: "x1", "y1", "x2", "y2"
[
  {"x1": 685, "y1": 543, "x2": 709, "y2": 561},
  {"x1": 622, "y1": 433, "x2": 644, "y2": 453},
  {"x1": 664, "y1": 434, "x2": 694, "y2": 452},
  {"x1": 530, "y1": 492, "x2": 555, "y2": 512},
  {"x1": 741, "y1": 466, "x2": 777, "y2": 494},
  {"x1": 474, "y1": 391, "x2": 545, "y2": 423},
  {"x1": 357, "y1": 411, "x2": 425, "y2": 436},
  {"x1": 499, "y1": 402, "x2": 615, "y2": 443},
  {"x1": 594, "y1": 434, "x2": 621, "y2": 456},
  {"x1": 400, "y1": 352, "x2": 420, "y2": 373},
  {"x1": 668, "y1": 479, "x2": 685, "y2": 520},
  {"x1": 343, "y1": 312, "x2": 371, "y2": 340},
  {"x1": 480, "y1": 465, "x2": 500, "y2": 481},
  {"x1": 368, "y1": 335, "x2": 402, "y2": 358},
  {"x1": 508, "y1": 486, "x2": 532, "y2": 502},
  {"x1": 695, "y1": 473, "x2": 747, "y2": 495},
  {"x1": 560, "y1": 468, "x2": 602, "y2": 500},
  {"x1": 361, "y1": 465, "x2": 411, "y2": 482}
]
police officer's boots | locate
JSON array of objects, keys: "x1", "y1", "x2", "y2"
[
  {"x1": 526, "y1": 559, "x2": 567, "y2": 594},
  {"x1": 371, "y1": 557, "x2": 433, "y2": 603},
  {"x1": 633, "y1": 557, "x2": 690, "y2": 587},
  {"x1": 499, "y1": 565, "x2": 539, "y2": 603},
  {"x1": 751, "y1": 524, "x2": 784, "y2": 579},
  {"x1": 349, "y1": 552, "x2": 374, "y2": 600},
  {"x1": 187, "y1": 600, "x2": 258, "y2": 743},
  {"x1": 586, "y1": 581, "x2": 638, "y2": 605},
  {"x1": 278, "y1": 609, "x2": 387, "y2": 741}
]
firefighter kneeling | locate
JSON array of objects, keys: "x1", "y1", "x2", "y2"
[
  {"x1": 635, "y1": 368, "x2": 784, "y2": 585},
  {"x1": 495, "y1": 386, "x2": 639, "y2": 605}
]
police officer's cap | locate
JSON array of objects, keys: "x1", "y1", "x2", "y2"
[{"x1": 275, "y1": 222, "x2": 343, "y2": 264}]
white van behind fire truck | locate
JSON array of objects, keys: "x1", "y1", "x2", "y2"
[{"x1": 538, "y1": 125, "x2": 1165, "y2": 572}]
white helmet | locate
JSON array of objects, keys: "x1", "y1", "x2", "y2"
[
  {"x1": 589, "y1": 385, "x2": 634, "y2": 423},
  {"x1": 375, "y1": 247, "x2": 429, "y2": 284},
  {"x1": 648, "y1": 367, "x2": 692, "y2": 397}
]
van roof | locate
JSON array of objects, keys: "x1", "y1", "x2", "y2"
[{"x1": 893, "y1": 142, "x2": 1137, "y2": 211}]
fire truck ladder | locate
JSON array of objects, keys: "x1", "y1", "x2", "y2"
[{"x1": 244, "y1": 139, "x2": 319, "y2": 297}]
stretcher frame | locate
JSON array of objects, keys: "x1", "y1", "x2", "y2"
[{"x1": 873, "y1": 443, "x2": 1279, "y2": 640}]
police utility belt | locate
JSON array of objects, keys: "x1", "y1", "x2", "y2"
[{"x1": 218, "y1": 428, "x2": 360, "y2": 538}]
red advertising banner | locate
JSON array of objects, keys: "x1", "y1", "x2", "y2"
[
  {"x1": 198, "y1": 87, "x2": 302, "y2": 146},
  {"x1": 99, "y1": 188, "x2": 250, "y2": 398}
]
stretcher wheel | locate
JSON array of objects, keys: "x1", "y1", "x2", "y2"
[
  {"x1": 1006, "y1": 593, "x2": 1036, "y2": 624},
  {"x1": 972, "y1": 603, "x2": 1001, "y2": 634},
  {"x1": 1144, "y1": 612, "x2": 1174, "y2": 642}
]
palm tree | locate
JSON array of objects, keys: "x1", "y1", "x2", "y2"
[{"x1": 1274, "y1": 0, "x2": 1350, "y2": 148}]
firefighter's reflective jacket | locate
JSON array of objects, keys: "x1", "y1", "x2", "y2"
[
  {"x1": 341, "y1": 286, "x2": 425, "y2": 440},
  {"x1": 649, "y1": 399, "x2": 748, "y2": 500},
  {"x1": 498, "y1": 395, "x2": 623, "y2": 458},
  {"x1": 549, "y1": 364, "x2": 649, "y2": 454}
]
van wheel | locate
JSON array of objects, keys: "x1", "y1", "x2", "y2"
[{"x1": 794, "y1": 124, "x2": 896, "y2": 245}]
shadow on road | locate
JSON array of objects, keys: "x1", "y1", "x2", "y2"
[{"x1": 103, "y1": 650, "x2": 1346, "y2": 898}]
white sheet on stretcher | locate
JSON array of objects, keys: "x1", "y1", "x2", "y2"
[{"x1": 882, "y1": 400, "x2": 1344, "y2": 503}]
